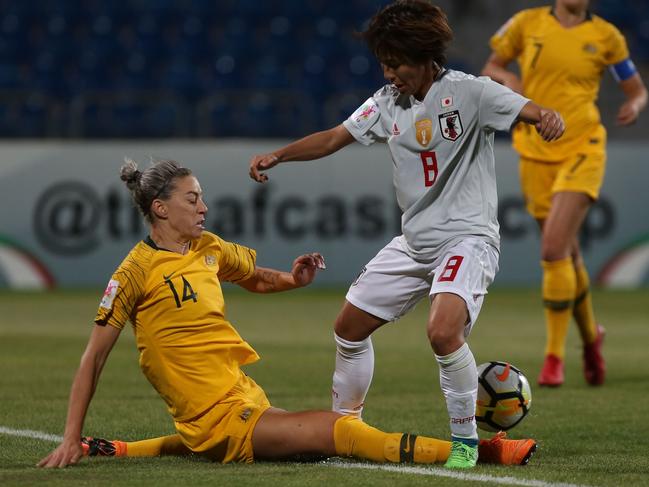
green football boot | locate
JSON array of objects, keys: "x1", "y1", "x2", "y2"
[{"x1": 444, "y1": 438, "x2": 478, "y2": 469}]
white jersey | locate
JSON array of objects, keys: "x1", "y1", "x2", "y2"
[{"x1": 343, "y1": 69, "x2": 529, "y2": 260}]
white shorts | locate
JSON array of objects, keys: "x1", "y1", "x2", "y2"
[{"x1": 346, "y1": 236, "x2": 499, "y2": 336}]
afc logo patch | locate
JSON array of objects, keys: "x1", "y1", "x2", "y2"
[
  {"x1": 438, "y1": 110, "x2": 463, "y2": 141},
  {"x1": 355, "y1": 103, "x2": 376, "y2": 123},
  {"x1": 100, "y1": 279, "x2": 119, "y2": 309},
  {"x1": 350, "y1": 98, "x2": 379, "y2": 131}
]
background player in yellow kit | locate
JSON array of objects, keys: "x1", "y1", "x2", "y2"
[
  {"x1": 38, "y1": 158, "x2": 535, "y2": 469},
  {"x1": 481, "y1": 0, "x2": 647, "y2": 387}
]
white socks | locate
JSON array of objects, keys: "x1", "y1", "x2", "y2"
[
  {"x1": 332, "y1": 333, "x2": 374, "y2": 418},
  {"x1": 435, "y1": 342, "x2": 478, "y2": 440},
  {"x1": 332, "y1": 332, "x2": 477, "y2": 440}
]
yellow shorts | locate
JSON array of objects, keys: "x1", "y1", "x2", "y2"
[
  {"x1": 174, "y1": 371, "x2": 271, "y2": 464},
  {"x1": 519, "y1": 139, "x2": 606, "y2": 220}
]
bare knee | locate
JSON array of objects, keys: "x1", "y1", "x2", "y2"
[
  {"x1": 540, "y1": 232, "x2": 568, "y2": 261},
  {"x1": 427, "y1": 324, "x2": 464, "y2": 356},
  {"x1": 427, "y1": 313, "x2": 466, "y2": 356},
  {"x1": 427, "y1": 294, "x2": 468, "y2": 355},
  {"x1": 334, "y1": 301, "x2": 386, "y2": 341}
]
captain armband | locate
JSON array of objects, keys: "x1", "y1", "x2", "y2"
[{"x1": 609, "y1": 58, "x2": 637, "y2": 82}]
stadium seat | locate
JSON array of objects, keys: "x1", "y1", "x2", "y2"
[{"x1": 1, "y1": 0, "x2": 644, "y2": 138}]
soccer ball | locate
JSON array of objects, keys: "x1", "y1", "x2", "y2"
[{"x1": 476, "y1": 361, "x2": 532, "y2": 432}]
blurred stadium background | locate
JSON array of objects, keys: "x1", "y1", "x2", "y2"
[
  {"x1": 1, "y1": 0, "x2": 647, "y2": 138},
  {"x1": 0, "y1": 0, "x2": 648, "y2": 289}
]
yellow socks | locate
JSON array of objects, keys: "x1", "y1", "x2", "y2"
[
  {"x1": 125, "y1": 434, "x2": 191, "y2": 457},
  {"x1": 121, "y1": 419, "x2": 453, "y2": 463},
  {"x1": 573, "y1": 262, "x2": 598, "y2": 344},
  {"x1": 333, "y1": 415, "x2": 451, "y2": 464},
  {"x1": 542, "y1": 257, "x2": 576, "y2": 359}
]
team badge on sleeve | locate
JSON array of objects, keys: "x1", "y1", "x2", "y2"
[
  {"x1": 349, "y1": 98, "x2": 380, "y2": 131},
  {"x1": 438, "y1": 110, "x2": 463, "y2": 141},
  {"x1": 100, "y1": 279, "x2": 120, "y2": 309}
]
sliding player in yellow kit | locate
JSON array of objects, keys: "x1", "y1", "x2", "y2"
[
  {"x1": 38, "y1": 158, "x2": 535, "y2": 469},
  {"x1": 482, "y1": 0, "x2": 647, "y2": 387}
]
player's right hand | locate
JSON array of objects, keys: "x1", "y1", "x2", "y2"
[
  {"x1": 535, "y1": 109, "x2": 564, "y2": 141},
  {"x1": 616, "y1": 100, "x2": 641, "y2": 126},
  {"x1": 249, "y1": 153, "x2": 280, "y2": 183},
  {"x1": 291, "y1": 252, "x2": 326, "y2": 288},
  {"x1": 37, "y1": 440, "x2": 84, "y2": 468}
]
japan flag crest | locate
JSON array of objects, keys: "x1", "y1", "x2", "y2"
[{"x1": 438, "y1": 110, "x2": 463, "y2": 141}]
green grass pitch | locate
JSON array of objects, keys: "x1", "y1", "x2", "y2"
[{"x1": 1, "y1": 287, "x2": 648, "y2": 486}]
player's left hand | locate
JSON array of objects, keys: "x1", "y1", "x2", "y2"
[
  {"x1": 291, "y1": 253, "x2": 326, "y2": 287},
  {"x1": 249, "y1": 153, "x2": 280, "y2": 183},
  {"x1": 535, "y1": 109, "x2": 564, "y2": 141},
  {"x1": 616, "y1": 101, "x2": 640, "y2": 126},
  {"x1": 37, "y1": 440, "x2": 84, "y2": 468}
]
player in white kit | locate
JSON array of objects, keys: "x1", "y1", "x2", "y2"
[{"x1": 249, "y1": 0, "x2": 564, "y2": 469}]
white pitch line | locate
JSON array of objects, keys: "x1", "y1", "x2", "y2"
[
  {"x1": 329, "y1": 461, "x2": 593, "y2": 487},
  {"x1": 0, "y1": 426, "x2": 63, "y2": 443},
  {"x1": 2, "y1": 426, "x2": 593, "y2": 487}
]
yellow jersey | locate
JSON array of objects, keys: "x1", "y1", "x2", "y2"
[
  {"x1": 95, "y1": 232, "x2": 258, "y2": 422},
  {"x1": 490, "y1": 7, "x2": 629, "y2": 161}
]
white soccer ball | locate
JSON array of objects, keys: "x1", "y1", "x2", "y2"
[{"x1": 476, "y1": 361, "x2": 532, "y2": 432}]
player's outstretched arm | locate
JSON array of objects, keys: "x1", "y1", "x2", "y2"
[
  {"x1": 516, "y1": 101, "x2": 565, "y2": 142},
  {"x1": 37, "y1": 324, "x2": 121, "y2": 468},
  {"x1": 481, "y1": 53, "x2": 523, "y2": 94},
  {"x1": 249, "y1": 125, "x2": 355, "y2": 183},
  {"x1": 616, "y1": 73, "x2": 647, "y2": 126},
  {"x1": 237, "y1": 253, "x2": 326, "y2": 293}
]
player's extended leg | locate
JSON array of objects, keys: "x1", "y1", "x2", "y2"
[
  {"x1": 571, "y1": 246, "x2": 606, "y2": 385},
  {"x1": 332, "y1": 301, "x2": 386, "y2": 418},
  {"x1": 82, "y1": 412, "x2": 537, "y2": 465},
  {"x1": 538, "y1": 191, "x2": 591, "y2": 387},
  {"x1": 427, "y1": 292, "x2": 479, "y2": 468},
  {"x1": 82, "y1": 434, "x2": 191, "y2": 458},
  {"x1": 253, "y1": 408, "x2": 450, "y2": 463}
]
